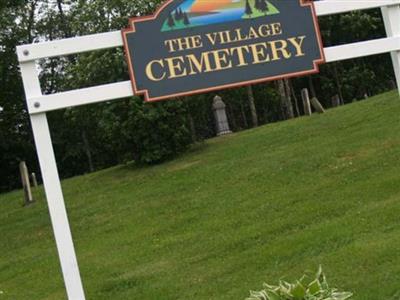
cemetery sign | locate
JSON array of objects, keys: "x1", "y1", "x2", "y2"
[{"x1": 122, "y1": 0, "x2": 325, "y2": 102}]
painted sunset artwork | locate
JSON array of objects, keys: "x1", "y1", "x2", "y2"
[{"x1": 161, "y1": 0, "x2": 280, "y2": 32}]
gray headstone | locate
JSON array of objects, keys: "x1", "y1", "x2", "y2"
[
  {"x1": 310, "y1": 97, "x2": 325, "y2": 113},
  {"x1": 31, "y1": 172, "x2": 38, "y2": 188},
  {"x1": 212, "y1": 96, "x2": 232, "y2": 136},
  {"x1": 331, "y1": 95, "x2": 341, "y2": 107},
  {"x1": 389, "y1": 79, "x2": 397, "y2": 90},
  {"x1": 301, "y1": 88, "x2": 312, "y2": 116},
  {"x1": 19, "y1": 161, "x2": 34, "y2": 205}
]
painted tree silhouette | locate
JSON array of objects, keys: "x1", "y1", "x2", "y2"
[
  {"x1": 245, "y1": 0, "x2": 253, "y2": 16},
  {"x1": 255, "y1": 0, "x2": 262, "y2": 11},
  {"x1": 167, "y1": 13, "x2": 175, "y2": 28},
  {"x1": 175, "y1": 8, "x2": 184, "y2": 21},
  {"x1": 183, "y1": 12, "x2": 190, "y2": 26},
  {"x1": 259, "y1": 0, "x2": 269, "y2": 15},
  {"x1": 174, "y1": 9, "x2": 180, "y2": 21}
]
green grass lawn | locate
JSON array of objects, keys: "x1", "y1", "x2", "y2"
[{"x1": 1, "y1": 91, "x2": 400, "y2": 300}]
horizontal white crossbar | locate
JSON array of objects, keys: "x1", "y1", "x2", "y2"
[
  {"x1": 27, "y1": 36, "x2": 400, "y2": 114},
  {"x1": 16, "y1": 0, "x2": 400, "y2": 63},
  {"x1": 315, "y1": 0, "x2": 400, "y2": 16},
  {"x1": 17, "y1": 31, "x2": 123, "y2": 62},
  {"x1": 325, "y1": 35, "x2": 400, "y2": 63},
  {"x1": 29, "y1": 81, "x2": 133, "y2": 113}
]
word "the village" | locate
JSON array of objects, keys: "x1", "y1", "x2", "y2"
[{"x1": 145, "y1": 22, "x2": 307, "y2": 81}]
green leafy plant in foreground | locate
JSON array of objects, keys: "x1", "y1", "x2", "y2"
[{"x1": 246, "y1": 266, "x2": 353, "y2": 300}]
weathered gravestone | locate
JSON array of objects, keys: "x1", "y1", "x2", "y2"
[
  {"x1": 213, "y1": 95, "x2": 232, "y2": 136},
  {"x1": 19, "y1": 161, "x2": 34, "y2": 205},
  {"x1": 310, "y1": 97, "x2": 325, "y2": 113},
  {"x1": 331, "y1": 94, "x2": 341, "y2": 107},
  {"x1": 31, "y1": 172, "x2": 38, "y2": 188},
  {"x1": 301, "y1": 88, "x2": 312, "y2": 116}
]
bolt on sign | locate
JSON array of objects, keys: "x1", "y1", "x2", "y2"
[{"x1": 122, "y1": 0, "x2": 325, "y2": 102}]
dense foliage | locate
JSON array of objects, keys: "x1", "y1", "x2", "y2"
[{"x1": 0, "y1": 0, "x2": 396, "y2": 192}]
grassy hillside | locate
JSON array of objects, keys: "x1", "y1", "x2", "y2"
[{"x1": 1, "y1": 91, "x2": 400, "y2": 300}]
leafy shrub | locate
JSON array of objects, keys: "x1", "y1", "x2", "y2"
[
  {"x1": 125, "y1": 97, "x2": 192, "y2": 164},
  {"x1": 246, "y1": 266, "x2": 353, "y2": 300}
]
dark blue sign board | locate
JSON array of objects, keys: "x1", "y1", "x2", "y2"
[{"x1": 123, "y1": 0, "x2": 325, "y2": 102}]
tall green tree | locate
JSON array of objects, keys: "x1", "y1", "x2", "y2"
[{"x1": 0, "y1": 0, "x2": 40, "y2": 192}]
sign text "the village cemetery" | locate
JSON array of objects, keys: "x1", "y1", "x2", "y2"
[{"x1": 123, "y1": 0, "x2": 325, "y2": 101}]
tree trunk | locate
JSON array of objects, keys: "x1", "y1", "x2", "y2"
[
  {"x1": 240, "y1": 102, "x2": 249, "y2": 128},
  {"x1": 81, "y1": 130, "x2": 94, "y2": 173},
  {"x1": 332, "y1": 62, "x2": 344, "y2": 105},
  {"x1": 289, "y1": 79, "x2": 300, "y2": 117},
  {"x1": 226, "y1": 101, "x2": 238, "y2": 131},
  {"x1": 182, "y1": 97, "x2": 197, "y2": 142},
  {"x1": 56, "y1": 0, "x2": 72, "y2": 38},
  {"x1": 277, "y1": 79, "x2": 294, "y2": 119},
  {"x1": 246, "y1": 85, "x2": 258, "y2": 127},
  {"x1": 187, "y1": 109, "x2": 197, "y2": 142},
  {"x1": 308, "y1": 76, "x2": 317, "y2": 98},
  {"x1": 27, "y1": 1, "x2": 38, "y2": 43}
]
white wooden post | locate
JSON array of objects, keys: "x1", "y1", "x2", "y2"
[
  {"x1": 381, "y1": 4, "x2": 400, "y2": 93},
  {"x1": 20, "y1": 62, "x2": 86, "y2": 300}
]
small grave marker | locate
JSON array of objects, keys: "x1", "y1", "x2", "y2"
[
  {"x1": 301, "y1": 88, "x2": 312, "y2": 116},
  {"x1": 31, "y1": 172, "x2": 38, "y2": 188},
  {"x1": 311, "y1": 97, "x2": 325, "y2": 113},
  {"x1": 331, "y1": 94, "x2": 341, "y2": 107},
  {"x1": 19, "y1": 161, "x2": 34, "y2": 205},
  {"x1": 213, "y1": 95, "x2": 232, "y2": 136}
]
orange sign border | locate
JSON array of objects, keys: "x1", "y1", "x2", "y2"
[{"x1": 122, "y1": 0, "x2": 325, "y2": 102}]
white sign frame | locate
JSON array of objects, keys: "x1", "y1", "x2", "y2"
[{"x1": 17, "y1": 1, "x2": 400, "y2": 299}]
